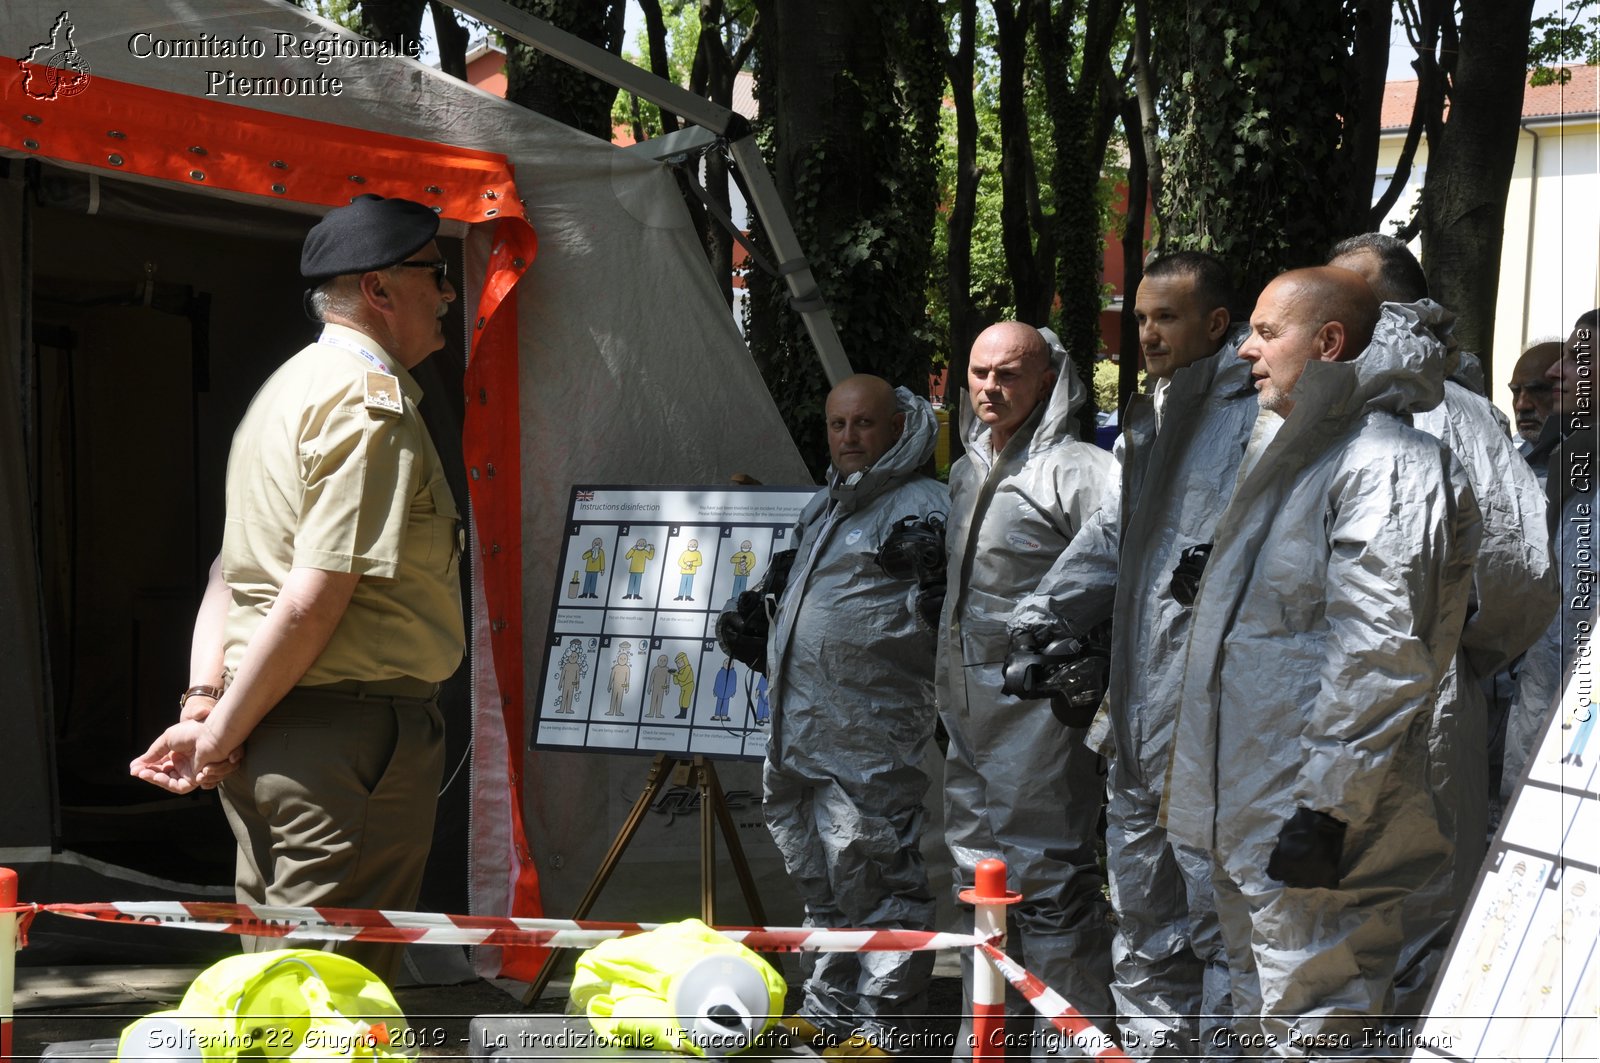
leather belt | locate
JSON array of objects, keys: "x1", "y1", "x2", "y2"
[{"x1": 299, "y1": 677, "x2": 441, "y2": 700}]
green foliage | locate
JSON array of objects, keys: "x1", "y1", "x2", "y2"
[
  {"x1": 610, "y1": 2, "x2": 701, "y2": 139},
  {"x1": 925, "y1": 5, "x2": 1128, "y2": 372},
  {"x1": 1091, "y1": 357, "x2": 1140, "y2": 413},
  {"x1": 1154, "y1": 0, "x2": 1354, "y2": 294},
  {"x1": 299, "y1": 0, "x2": 362, "y2": 30},
  {"x1": 929, "y1": 16, "x2": 1018, "y2": 360},
  {"x1": 1530, "y1": 0, "x2": 1599, "y2": 84}
]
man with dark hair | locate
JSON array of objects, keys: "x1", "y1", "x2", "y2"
[
  {"x1": 1011, "y1": 250, "x2": 1252, "y2": 1057},
  {"x1": 1167, "y1": 267, "x2": 1481, "y2": 1048},
  {"x1": 1326, "y1": 231, "x2": 1431, "y2": 304},
  {"x1": 131, "y1": 195, "x2": 464, "y2": 983},
  {"x1": 942, "y1": 322, "x2": 1119, "y2": 1057},
  {"x1": 1327, "y1": 237, "x2": 1555, "y2": 1012}
]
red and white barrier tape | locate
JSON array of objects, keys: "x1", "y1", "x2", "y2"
[
  {"x1": 24, "y1": 902, "x2": 983, "y2": 954},
  {"x1": 978, "y1": 942, "x2": 1130, "y2": 1062}
]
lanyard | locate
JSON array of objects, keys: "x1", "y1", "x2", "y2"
[{"x1": 318, "y1": 328, "x2": 392, "y2": 374}]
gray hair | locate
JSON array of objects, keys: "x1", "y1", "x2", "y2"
[{"x1": 307, "y1": 276, "x2": 365, "y2": 323}]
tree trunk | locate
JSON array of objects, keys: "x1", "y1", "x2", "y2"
[
  {"x1": 359, "y1": 0, "x2": 426, "y2": 57},
  {"x1": 1119, "y1": 94, "x2": 1149, "y2": 415},
  {"x1": 1036, "y1": 0, "x2": 1121, "y2": 431},
  {"x1": 1417, "y1": 0, "x2": 1535, "y2": 368},
  {"x1": 992, "y1": 0, "x2": 1053, "y2": 326},
  {"x1": 747, "y1": 0, "x2": 945, "y2": 473},
  {"x1": 945, "y1": 0, "x2": 982, "y2": 465},
  {"x1": 504, "y1": 0, "x2": 626, "y2": 140},
  {"x1": 1341, "y1": 0, "x2": 1392, "y2": 237},
  {"x1": 639, "y1": 0, "x2": 681, "y2": 134}
]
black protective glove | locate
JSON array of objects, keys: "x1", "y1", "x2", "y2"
[
  {"x1": 1169, "y1": 542, "x2": 1214, "y2": 608},
  {"x1": 1047, "y1": 656, "x2": 1109, "y2": 729},
  {"x1": 1266, "y1": 807, "x2": 1347, "y2": 889},
  {"x1": 715, "y1": 591, "x2": 770, "y2": 674},
  {"x1": 1001, "y1": 624, "x2": 1111, "y2": 729},
  {"x1": 875, "y1": 515, "x2": 947, "y2": 583}
]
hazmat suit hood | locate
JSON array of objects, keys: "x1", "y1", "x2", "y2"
[
  {"x1": 958, "y1": 327, "x2": 1087, "y2": 461},
  {"x1": 1293, "y1": 298, "x2": 1447, "y2": 427},
  {"x1": 828, "y1": 386, "x2": 939, "y2": 512}
]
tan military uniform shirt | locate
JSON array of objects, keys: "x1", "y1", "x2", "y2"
[{"x1": 220, "y1": 323, "x2": 464, "y2": 685}]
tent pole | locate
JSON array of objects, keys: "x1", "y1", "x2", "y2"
[{"x1": 444, "y1": 0, "x2": 853, "y2": 386}]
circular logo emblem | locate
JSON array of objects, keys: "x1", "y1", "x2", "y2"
[{"x1": 47, "y1": 51, "x2": 93, "y2": 98}]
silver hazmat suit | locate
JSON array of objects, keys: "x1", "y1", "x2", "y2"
[
  {"x1": 1008, "y1": 328, "x2": 1257, "y2": 1059},
  {"x1": 939, "y1": 339, "x2": 1120, "y2": 1056},
  {"x1": 1502, "y1": 416, "x2": 1597, "y2": 799},
  {"x1": 1164, "y1": 304, "x2": 1482, "y2": 1055},
  {"x1": 1390, "y1": 303, "x2": 1558, "y2": 1015},
  {"x1": 764, "y1": 387, "x2": 948, "y2": 1039}
]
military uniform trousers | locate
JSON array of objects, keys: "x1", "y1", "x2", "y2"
[{"x1": 219, "y1": 681, "x2": 445, "y2": 984}]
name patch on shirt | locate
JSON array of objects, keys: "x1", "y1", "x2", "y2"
[{"x1": 364, "y1": 371, "x2": 404, "y2": 416}]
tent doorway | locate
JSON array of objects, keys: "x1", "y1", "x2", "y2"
[{"x1": 13, "y1": 171, "x2": 475, "y2": 959}]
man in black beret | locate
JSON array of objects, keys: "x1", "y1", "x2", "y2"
[{"x1": 131, "y1": 195, "x2": 464, "y2": 983}]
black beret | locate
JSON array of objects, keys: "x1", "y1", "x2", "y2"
[{"x1": 300, "y1": 194, "x2": 441, "y2": 281}]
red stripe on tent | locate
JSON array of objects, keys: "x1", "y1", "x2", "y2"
[
  {"x1": 2, "y1": 63, "x2": 524, "y2": 224},
  {"x1": 464, "y1": 217, "x2": 542, "y2": 977},
  {"x1": 4, "y1": 61, "x2": 545, "y2": 957}
]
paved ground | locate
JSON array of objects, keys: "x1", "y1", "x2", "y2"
[{"x1": 11, "y1": 958, "x2": 969, "y2": 1061}]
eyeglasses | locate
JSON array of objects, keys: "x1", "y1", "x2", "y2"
[{"x1": 393, "y1": 259, "x2": 449, "y2": 290}]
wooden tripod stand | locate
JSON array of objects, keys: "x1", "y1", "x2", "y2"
[{"x1": 519, "y1": 752, "x2": 768, "y2": 1005}]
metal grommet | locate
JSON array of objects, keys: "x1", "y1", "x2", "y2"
[
  {"x1": 23, "y1": 114, "x2": 42, "y2": 124},
  {"x1": 271, "y1": 183, "x2": 286, "y2": 194},
  {"x1": 475, "y1": 316, "x2": 486, "y2": 330},
  {"x1": 485, "y1": 208, "x2": 499, "y2": 217},
  {"x1": 107, "y1": 129, "x2": 125, "y2": 138},
  {"x1": 188, "y1": 145, "x2": 207, "y2": 156},
  {"x1": 469, "y1": 467, "x2": 481, "y2": 481},
  {"x1": 270, "y1": 160, "x2": 288, "y2": 169},
  {"x1": 483, "y1": 190, "x2": 499, "y2": 199},
  {"x1": 190, "y1": 170, "x2": 205, "y2": 181},
  {"x1": 23, "y1": 139, "x2": 40, "y2": 151},
  {"x1": 431, "y1": 205, "x2": 442, "y2": 214},
  {"x1": 348, "y1": 174, "x2": 366, "y2": 184},
  {"x1": 485, "y1": 463, "x2": 496, "y2": 478},
  {"x1": 425, "y1": 185, "x2": 442, "y2": 195},
  {"x1": 107, "y1": 153, "x2": 124, "y2": 165},
  {"x1": 511, "y1": 257, "x2": 525, "y2": 269}
]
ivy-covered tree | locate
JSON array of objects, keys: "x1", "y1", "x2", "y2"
[
  {"x1": 745, "y1": 0, "x2": 946, "y2": 472},
  {"x1": 1151, "y1": 0, "x2": 1361, "y2": 297},
  {"x1": 504, "y1": 0, "x2": 627, "y2": 140}
]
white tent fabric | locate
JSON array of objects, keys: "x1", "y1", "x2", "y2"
[{"x1": 2, "y1": 0, "x2": 812, "y2": 975}]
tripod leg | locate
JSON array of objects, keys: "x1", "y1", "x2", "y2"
[
  {"x1": 704, "y1": 760, "x2": 769, "y2": 924},
  {"x1": 520, "y1": 753, "x2": 678, "y2": 1005},
  {"x1": 696, "y1": 755, "x2": 717, "y2": 924}
]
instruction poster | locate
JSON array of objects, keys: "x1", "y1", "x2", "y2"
[
  {"x1": 531, "y1": 484, "x2": 815, "y2": 762},
  {"x1": 1413, "y1": 634, "x2": 1597, "y2": 1061}
]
